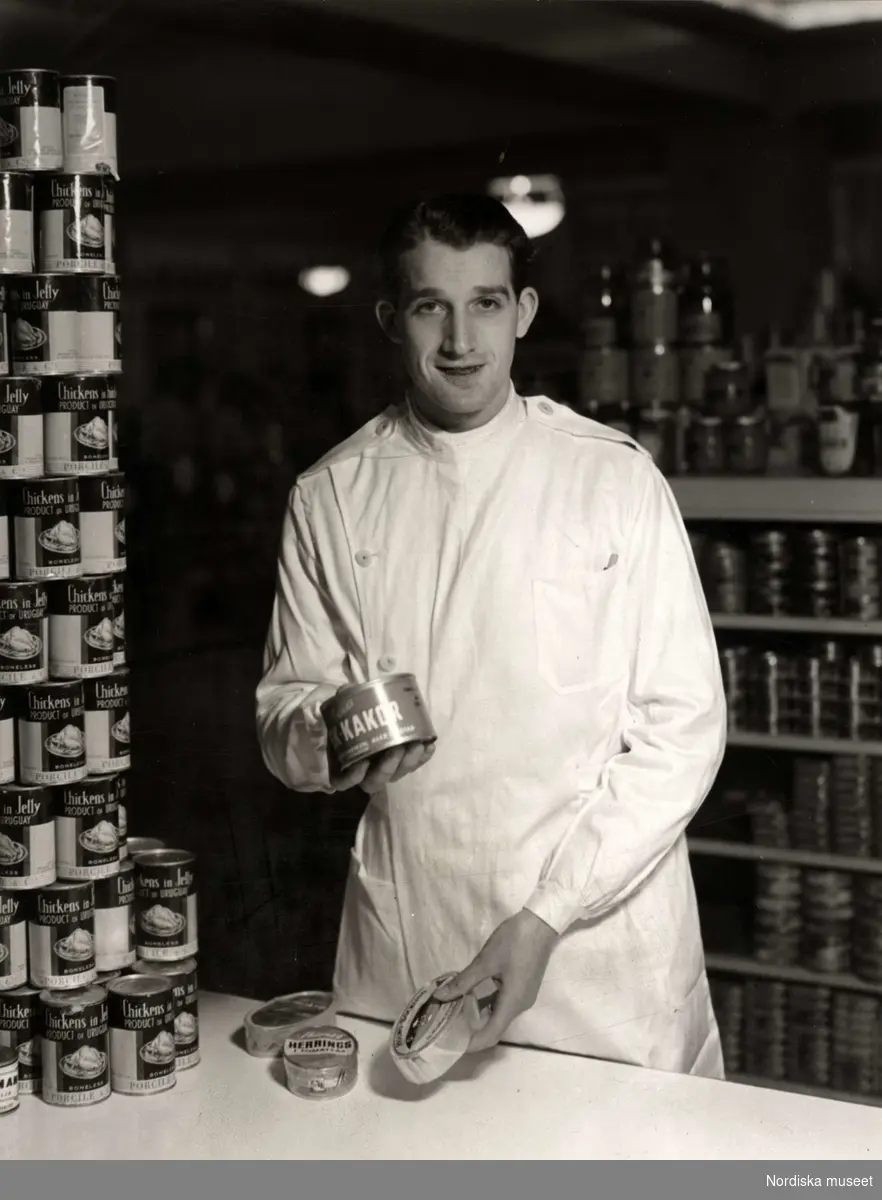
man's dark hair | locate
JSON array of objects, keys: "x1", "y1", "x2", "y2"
[{"x1": 378, "y1": 192, "x2": 534, "y2": 302}]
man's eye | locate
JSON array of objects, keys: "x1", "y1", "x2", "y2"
[
  {"x1": 476, "y1": 298, "x2": 501, "y2": 311},
  {"x1": 414, "y1": 301, "x2": 443, "y2": 315}
]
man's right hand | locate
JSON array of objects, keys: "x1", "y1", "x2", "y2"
[{"x1": 331, "y1": 741, "x2": 436, "y2": 794}]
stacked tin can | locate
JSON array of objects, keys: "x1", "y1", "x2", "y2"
[
  {"x1": 791, "y1": 757, "x2": 832, "y2": 852},
  {"x1": 743, "y1": 980, "x2": 788, "y2": 1080},
  {"x1": 753, "y1": 863, "x2": 802, "y2": 966},
  {"x1": 786, "y1": 984, "x2": 832, "y2": 1088}
]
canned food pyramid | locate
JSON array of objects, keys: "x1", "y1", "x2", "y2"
[
  {"x1": 94, "y1": 858, "x2": 134, "y2": 972},
  {"x1": 37, "y1": 174, "x2": 114, "y2": 274},
  {"x1": 0, "y1": 581, "x2": 48, "y2": 684},
  {"x1": 0, "y1": 890, "x2": 27, "y2": 991},
  {"x1": 43, "y1": 375, "x2": 116, "y2": 475},
  {"x1": 0, "y1": 985, "x2": 42, "y2": 1093},
  {"x1": 29, "y1": 880, "x2": 95, "y2": 989},
  {"x1": 134, "y1": 850, "x2": 197, "y2": 961},
  {"x1": 17, "y1": 679, "x2": 86, "y2": 786},
  {"x1": 40, "y1": 984, "x2": 109, "y2": 1106},
  {"x1": 135, "y1": 957, "x2": 199, "y2": 1069},
  {"x1": 48, "y1": 575, "x2": 114, "y2": 679},
  {"x1": 0, "y1": 690, "x2": 13, "y2": 784},
  {"x1": 321, "y1": 674, "x2": 437, "y2": 778},
  {"x1": 0, "y1": 377, "x2": 43, "y2": 479},
  {"x1": 0, "y1": 173, "x2": 34, "y2": 275},
  {"x1": 84, "y1": 669, "x2": 129, "y2": 774},
  {"x1": 55, "y1": 775, "x2": 119, "y2": 881},
  {"x1": 0, "y1": 784, "x2": 54, "y2": 889},
  {"x1": 0, "y1": 71, "x2": 62, "y2": 173},
  {"x1": 108, "y1": 974, "x2": 176, "y2": 1095},
  {"x1": 12, "y1": 477, "x2": 81, "y2": 580}
]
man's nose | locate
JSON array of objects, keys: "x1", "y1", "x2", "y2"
[{"x1": 441, "y1": 311, "x2": 473, "y2": 358}]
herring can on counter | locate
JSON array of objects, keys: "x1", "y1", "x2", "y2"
[
  {"x1": 17, "y1": 678, "x2": 86, "y2": 786},
  {"x1": 0, "y1": 889, "x2": 26, "y2": 991},
  {"x1": 0, "y1": 172, "x2": 33, "y2": 275},
  {"x1": 0, "y1": 71, "x2": 62, "y2": 173},
  {"x1": 29, "y1": 880, "x2": 95, "y2": 989},
  {"x1": 36, "y1": 174, "x2": 114, "y2": 274},
  {"x1": 78, "y1": 470, "x2": 124, "y2": 573},
  {"x1": 40, "y1": 983, "x2": 109, "y2": 1106},
  {"x1": 43, "y1": 375, "x2": 116, "y2": 475},
  {"x1": 0, "y1": 690, "x2": 13, "y2": 785},
  {"x1": 48, "y1": 574, "x2": 114, "y2": 679},
  {"x1": 83, "y1": 668, "x2": 129, "y2": 774},
  {"x1": 107, "y1": 974, "x2": 176, "y2": 1095},
  {"x1": 61, "y1": 76, "x2": 117, "y2": 178},
  {"x1": 321, "y1": 674, "x2": 437, "y2": 780},
  {"x1": 0, "y1": 784, "x2": 54, "y2": 889},
  {"x1": 0, "y1": 984, "x2": 41, "y2": 1092},
  {"x1": 133, "y1": 850, "x2": 197, "y2": 962},
  {"x1": 0, "y1": 376, "x2": 43, "y2": 478},
  {"x1": 94, "y1": 857, "x2": 133, "y2": 971},
  {"x1": 12, "y1": 476, "x2": 80, "y2": 580},
  {"x1": 0, "y1": 581, "x2": 47, "y2": 684},
  {"x1": 110, "y1": 572, "x2": 124, "y2": 666},
  {"x1": 135, "y1": 956, "x2": 199, "y2": 1069},
  {"x1": 55, "y1": 775, "x2": 119, "y2": 881}
]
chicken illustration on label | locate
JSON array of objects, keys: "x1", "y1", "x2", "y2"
[
  {"x1": 115, "y1": 519, "x2": 125, "y2": 546},
  {"x1": 140, "y1": 1030, "x2": 175, "y2": 1065},
  {"x1": 77, "y1": 820, "x2": 117, "y2": 855},
  {"x1": 73, "y1": 417, "x2": 108, "y2": 451},
  {"x1": 0, "y1": 627, "x2": 41, "y2": 660},
  {"x1": 17, "y1": 1039, "x2": 35, "y2": 1066},
  {"x1": 83, "y1": 617, "x2": 113, "y2": 653},
  {"x1": 140, "y1": 905, "x2": 185, "y2": 938},
  {"x1": 13, "y1": 320, "x2": 45, "y2": 352},
  {"x1": 59, "y1": 1044, "x2": 105, "y2": 1079},
  {"x1": 0, "y1": 431, "x2": 15, "y2": 456},
  {"x1": 66, "y1": 216, "x2": 104, "y2": 250},
  {"x1": 0, "y1": 832, "x2": 26, "y2": 865},
  {"x1": 54, "y1": 927, "x2": 93, "y2": 962},
  {"x1": 174, "y1": 1010, "x2": 197, "y2": 1046},
  {"x1": 111, "y1": 711, "x2": 129, "y2": 744},
  {"x1": 112, "y1": 611, "x2": 123, "y2": 641},
  {"x1": 38, "y1": 521, "x2": 79, "y2": 556},
  {"x1": 45, "y1": 724, "x2": 84, "y2": 759},
  {"x1": 0, "y1": 120, "x2": 16, "y2": 148}
]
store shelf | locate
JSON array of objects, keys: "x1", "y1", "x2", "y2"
[
  {"x1": 705, "y1": 953, "x2": 882, "y2": 996},
  {"x1": 672, "y1": 477, "x2": 882, "y2": 523},
  {"x1": 727, "y1": 732, "x2": 882, "y2": 756},
  {"x1": 712, "y1": 614, "x2": 882, "y2": 636},
  {"x1": 689, "y1": 838, "x2": 882, "y2": 874},
  {"x1": 729, "y1": 1074, "x2": 882, "y2": 1109}
]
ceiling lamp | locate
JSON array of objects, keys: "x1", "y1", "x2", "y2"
[
  {"x1": 488, "y1": 174, "x2": 565, "y2": 240},
  {"x1": 298, "y1": 266, "x2": 351, "y2": 297},
  {"x1": 708, "y1": 0, "x2": 882, "y2": 28}
]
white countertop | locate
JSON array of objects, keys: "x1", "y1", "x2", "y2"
[{"x1": 1, "y1": 990, "x2": 881, "y2": 1160}]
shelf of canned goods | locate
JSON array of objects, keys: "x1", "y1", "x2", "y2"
[{"x1": 0, "y1": 67, "x2": 199, "y2": 1118}]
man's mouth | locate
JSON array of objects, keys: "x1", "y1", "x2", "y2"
[{"x1": 438, "y1": 365, "x2": 483, "y2": 377}]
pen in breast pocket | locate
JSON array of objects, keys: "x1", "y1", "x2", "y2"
[{"x1": 604, "y1": 553, "x2": 618, "y2": 571}]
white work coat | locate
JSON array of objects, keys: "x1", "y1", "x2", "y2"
[{"x1": 256, "y1": 388, "x2": 727, "y2": 1078}]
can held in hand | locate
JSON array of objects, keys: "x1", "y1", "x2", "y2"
[
  {"x1": 0, "y1": 985, "x2": 41, "y2": 1093},
  {"x1": 48, "y1": 575, "x2": 114, "y2": 679},
  {"x1": 0, "y1": 690, "x2": 13, "y2": 784},
  {"x1": 55, "y1": 775, "x2": 119, "y2": 881},
  {"x1": 36, "y1": 174, "x2": 114, "y2": 274},
  {"x1": 17, "y1": 679, "x2": 86, "y2": 786},
  {"x1": 107, "y1": 974, "x2": 176, "y2": 1095},
  {"x1": 0, "y1": 784, "x2": 54, "y2": 889},
  {"x1": 0, "y1": 890, "x2": 26, "y2": 991},
  {"x1": 79, "y1": 471, "x2": 124, "y2": 574},
  {"x1": 134, "y1": 956, "x2": 199, "y2": 1069},
  {"x1": 133, "y1": 849, "x2": 197, "y2": 962},
  {"x1": 0, "y1": 376, "x2": 43, "y2": 479},
  {"x1": 29, "y1": 880, "x2": 95, "y2": 989},
  {"x1": 0, "y1": 173, "x2": 33, "y2": 274},
  {"x1": 61, "y1": 76, "x2": 117, "y2": 178},
  {"x1": 321, "y1": 674, "x2": 436, "y2": 780},
  {"x1": 43, "y1": 375, "x2": 116, "y2": 476},
  {"x1": 83, "y1": 669, "x2": 129, "y2": 774},
  {"x1": 0, "y1": 71, "x2": 62, "y2": 173},
  {"x1": 12, "y1": 476, "x2": 81, "y2": 580},
  {"x1": 0, "y1": 581, "x2": 47, "y2": 685},
  {"x1": 40, "y1": 984, "x2": 109, "y2": 1106},
  {"x1": 94, "y1": 858, "x2": 133, "y2": 972},
  {"x1": 110, "y1": 574, "x2": 124, "y2": 666},
  {"x1": 0, "y1": 1043, "x2": 17, "y2": 1111}
]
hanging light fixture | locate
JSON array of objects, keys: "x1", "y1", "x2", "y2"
[
  {"x1": 298, "y1": 266, "x2": 351, "y2": 297},
  {"x1": 488, "y1": 174, "x2": 565, "y2": 239}
]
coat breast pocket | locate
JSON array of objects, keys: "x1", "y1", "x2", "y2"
[{"x1": 532, "y1": 567, "x2": 628, "y2": 696}]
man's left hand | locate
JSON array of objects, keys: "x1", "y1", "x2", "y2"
[{"x1": 432, "y1": 909, "x2": 558, "y2": 1053}]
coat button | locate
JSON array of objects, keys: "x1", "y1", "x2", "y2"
[
  {"x1": 377, "y1": 654, "x2": 397, "y2": 673},
  {"x1": 354, "y1": 551, "x2": 372, "y2": 568},
  {"x1": 539, "y1": 401, "x2": 553, "y2": 415}
]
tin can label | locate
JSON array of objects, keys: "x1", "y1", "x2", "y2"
[
  {"x1": 0, "y1": 1049, "x2": 17, "y2": 1111},
  {"x1": 79, "y1": 471, "x2": 124, "y2": 573},
  {"x1": 110, "y1": 574, "x2": 124, "y2": 666},
  {"x1": 0, "y1": 308, "x2": 7, "y2": 376},
  {"x1": 17, "y1": 681, "x2": 87, "y2": 786},
  {"x1": 10, "y1": 275, "x2": 80, "y2": 374},
  {"x1": 0, "y1": 173, "x2": 34, "y2": 273},
  {"x1": 76, "y1": 276, "x2": 120, "y2": 374},
  {"x1": 55, "y1": 778, "x2": 119, "y2": 880},
  {"x1": 109, "y1": 987, "x2": 176, "y2": 1094},
  {"x1": 0, "y1": 376, "x2": 43, "y2": 478},
  {"x1": 48, "y1": 576, "x2": 114, "y2": 679},
  {"x1": 94, "y1": 861, "x2": 134, "y2": 971},
  {"x1": 43, "y1": 375, "x2": 116, "y2": 475},
  {"x1": 818, "y1": 405, "x2": 860, "y2": 477},
  {"x1": 135, "y1": 958, "x2": 199, "y2": 1068},
  {"x1": 0, "y1": 72, "x2": 62, "y2": 172},
  {"x1": 0, "y1": 785, "x2": 54, "y2": 888},
  {"x1": 631, "y1": 286, "x2": 677, "y2": 345},
  {"x1": 631, "y1": 344, "x2": 680, "y2": 408},
  {"x1": 0, "y1": 581, "x2": 47, "y2": 684},
  {"x1": 0, "y1": 702, "x2": 12, "y2": 785},
  {"x1": 0, "y1": 989, "x2": 42, "y2": 1092},
  {"x1": 12, "y1": 477, "x2": 81, "y2": 579},
  {"x1": 0, "y1": 892, "x2": 26, "y2": 991},
  {"x1": 83, "y1": 670, "x2": 129, "y2": 774},
  {"x1": 135, "y1": 859, "x2": 198, "y2": 961},
  {"x1": 41, "y1": 995, "x2": 109, "y2": 1105},
  {"x1": 323, "y1": 676, "x2": 436, "y2": 777},
  {"x1": 30, "y1": 886, "x2": 96, "y2": 988},
  {"x1": 61, "y1": 78, "x2": 117, "y2": 177},
  {"x1": 37, "y1": 175, "x2": 114, "y2": 274},
  {"x1": 579, "y1": 347, "x2": 628, "y2": 408}
]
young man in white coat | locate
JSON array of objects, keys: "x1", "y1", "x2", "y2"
[{"x1": 256, "y1": 193, "x2": 728, "y2": 1078}]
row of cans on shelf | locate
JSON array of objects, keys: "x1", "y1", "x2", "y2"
[
  {"x1": 0, "y1": 71, "x2": 117, "y2": 176},
  {"x1": 581, "y1": 343, "x2": 732, "y2": 410},
  {"x1": 711, "y1": 977, "x2": 882, "y2": 1098},
  {"x1": 692, "y1": 527, "x2": 882, "y2": 620},
  {"x1": 0, "y1": 471, "x2": 125, "y2": 581},
  {"x1": 0, "y1": 673, "x2": 130, "y2": 786},
  {"x1": 0, "y1": 376, "x2": 119, "y2": 477},
  {"x1": 720, "y1": 641, "x2": 882, "y2": 741},
  {"x1": 1, "y1": 172, "x2": 115, "y2": 275},
  {"x1": 752, "y1": 863, "x2": 882, "y2": 984},
  {"x1": 0, "y1": 275, "x2": 121, "y2": 377},
  {"x1": 0, "y1": 774, "x2": 130, "y2": 890}
]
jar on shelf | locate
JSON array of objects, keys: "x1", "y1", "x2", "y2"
[
  {"x1": 634, "y1": 405, "x2": 676, "y2": 474},
  {"x1": 726, "y1": 407, "x2": 770, "y2": 476},
  {"x1": 630, "y1": 342, "x2": 679, "y2": 409},
  {"x1": 705, "y1": 360, "x2": 752, "y2": 420},
  {"x1": 630, "y1": 237, "x2": 677, "y2": 346},
  {"x1": 678, "y1": 255, "x2": 732, "y2": 349},
  {"x1": 689, "y1": 413, "x2": 726, "y2": 475},
  {"x1": 816, "y1": 357, "x2": 861, "y2": 477}
]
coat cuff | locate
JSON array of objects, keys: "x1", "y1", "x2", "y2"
[{"x1": 524, "y1": 882, "x2": 585, "y2": 936}]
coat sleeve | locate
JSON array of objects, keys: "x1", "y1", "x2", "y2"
[
  {"x1": 524, "y1": 456, "x2": 727, "y2": 935},
  {"x1": 255, "y1": 482, "x2": 352, "y2": 794}
]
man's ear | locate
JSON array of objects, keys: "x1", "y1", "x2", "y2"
[
  {"x1": 376, "y1": 299, "x2": 401, "y2": 344},
  {"x1": 515, "y1": 287, "x2": 539, "y2": 340}
]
